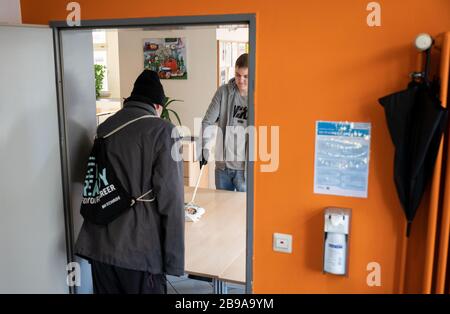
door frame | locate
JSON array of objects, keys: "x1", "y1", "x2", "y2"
[{"x1": 50, "y1": 14, "x2": 256, "y2": 294}]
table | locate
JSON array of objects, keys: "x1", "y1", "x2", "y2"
[
  {"x1": 184, "y1": 187, "x2": 246, "y2": 293},
  {"x1": 219, "y1": 251, "x2": 246, "y2": 284},
  {"x1": 95, "y1": 110, "x2": 118, "y2": 125}
]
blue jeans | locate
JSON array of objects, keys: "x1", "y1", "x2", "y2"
[{"x1": 215, "y1": 168, "x2": 246, "y2": 192}]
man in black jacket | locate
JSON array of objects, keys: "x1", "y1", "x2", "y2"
[{"x1": 75, "y1": 70, "x2": 185, "y2": 294}]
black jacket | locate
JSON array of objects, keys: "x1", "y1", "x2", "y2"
[{"x1": 75, "y1": 101, "x2": 185, "y2": 276}]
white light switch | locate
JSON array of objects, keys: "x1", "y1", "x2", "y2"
[{"x1": 273, "y1": 233, "x2": 292, "y2": 253}]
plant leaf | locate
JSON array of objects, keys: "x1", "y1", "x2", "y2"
[
  {"x1": 162, "y1": 109, "x2": 171, "y2": 122},
  {"x1": 164, "y1": 98, "x2": 183, "y2": 109},
  {"x1": 168, "y1": 109, "x2": 182, "y2": 125}
]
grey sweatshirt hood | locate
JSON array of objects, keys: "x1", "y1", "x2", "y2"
[{"x1": 201, "y1": 78, "x2": 248, "y2": 170}]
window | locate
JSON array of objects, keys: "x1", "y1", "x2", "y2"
[
  {"x1": 92, "y1": 31, "x2": 106, "y2": 44},
  {"x1": 93, "y1": 31, "x2": 108, "y2": 93},
  {"x1": 93, "y1": 50, "x2": 108, "y2": 92}
]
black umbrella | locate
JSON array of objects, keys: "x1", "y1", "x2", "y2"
[{"x1": 379, "y1": 79, "x2": 448, "y2": 236}]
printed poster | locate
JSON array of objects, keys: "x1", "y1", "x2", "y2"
[
  {"x1": 314, "y1": 121, "x2": 371, "y2": 198},
  {"x1": 143, "y1": 37, "x2": 187, "y2": 79}
]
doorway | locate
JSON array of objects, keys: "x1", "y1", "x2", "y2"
[{"x1": 51, "y1": 14, "x2": 256, "y2": 294}]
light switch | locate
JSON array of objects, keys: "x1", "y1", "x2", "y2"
[
  {"x1": 276, "y1": 238, "x2": 288, "y2": 249},
  {"x1": 273, "y1": 233, "x2": 292, "y2": 253}
]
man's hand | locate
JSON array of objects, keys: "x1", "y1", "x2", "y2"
[{"x1": 199, "y1": 150, "x2": 208, "y2": 169}]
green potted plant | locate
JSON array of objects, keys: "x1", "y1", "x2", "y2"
[
  {"x1": 160, "y1": 97, "x2": 183, "y2": 126},
  {"x1": 94, "y1": 64, "x2": 106, "y2": 99}
]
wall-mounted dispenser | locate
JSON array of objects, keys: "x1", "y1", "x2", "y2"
[{"x1": 323, "y1": 207, "x2": 351, "y2": 276}]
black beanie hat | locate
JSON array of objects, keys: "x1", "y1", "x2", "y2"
[{"x1": 129, "y1": 70, "x2": 165, "y2": 106}]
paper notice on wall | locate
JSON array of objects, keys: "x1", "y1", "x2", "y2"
[{"x1": 314, "y1": 121, "x2": 371, "y2": 198}]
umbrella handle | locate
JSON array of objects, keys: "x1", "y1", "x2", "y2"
[
  {"x1": 413, "y1": 33, "x2": 434, "y2": 85},
  {"x1": 189, "y1": 165, "x2": 205, "y2": 205},
  {"x1": 415, "y1": 33, "x2": 433, "y2": 51}
]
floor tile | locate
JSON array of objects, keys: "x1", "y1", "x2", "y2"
[
  {"x1": 168, "y1": 278, "x2": 213, "y2": 294},
  {"x1": 167, "y1": 274, "x2": 189, "y2": 283}
]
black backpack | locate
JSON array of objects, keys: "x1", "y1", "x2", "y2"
[{"x1": 80, "y1": 115, "x2": 157, "y2": 225}]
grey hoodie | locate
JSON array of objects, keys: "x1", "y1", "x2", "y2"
[{"x1": 201, "y1": 78, "x2": 248, "y2": 170}]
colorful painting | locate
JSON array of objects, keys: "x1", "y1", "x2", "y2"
[{"x1": 143, "y1": 38, "x2": 187, "y2": 80}]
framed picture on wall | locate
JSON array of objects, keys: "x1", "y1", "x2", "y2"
[{"x1": 143, "y1": 37, "x2": 187, "y2": 79}]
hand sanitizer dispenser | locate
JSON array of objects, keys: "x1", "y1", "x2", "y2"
[{"x1": 323, "y1": 207, "x2": 351, "y2": 276}]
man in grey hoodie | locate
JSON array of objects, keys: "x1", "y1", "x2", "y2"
[{"x1": 201, "y1": 53, "x2": 249, "y2": 192}]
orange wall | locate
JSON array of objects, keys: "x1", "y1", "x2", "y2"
[{"x1": 20, "y1": 0, "x2": 450, "y2": 293}]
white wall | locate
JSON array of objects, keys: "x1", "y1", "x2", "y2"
[
  {"x1": 118, "y1": 27, "x2": 217, "y2": 137},
  {"x1": 0, "y1": 0, "x2": 21, "y2": 24}
]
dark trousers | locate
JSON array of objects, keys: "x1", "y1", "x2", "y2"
[{"x1": 91, "y1": 260, "x2": 167, "y2": 294}]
